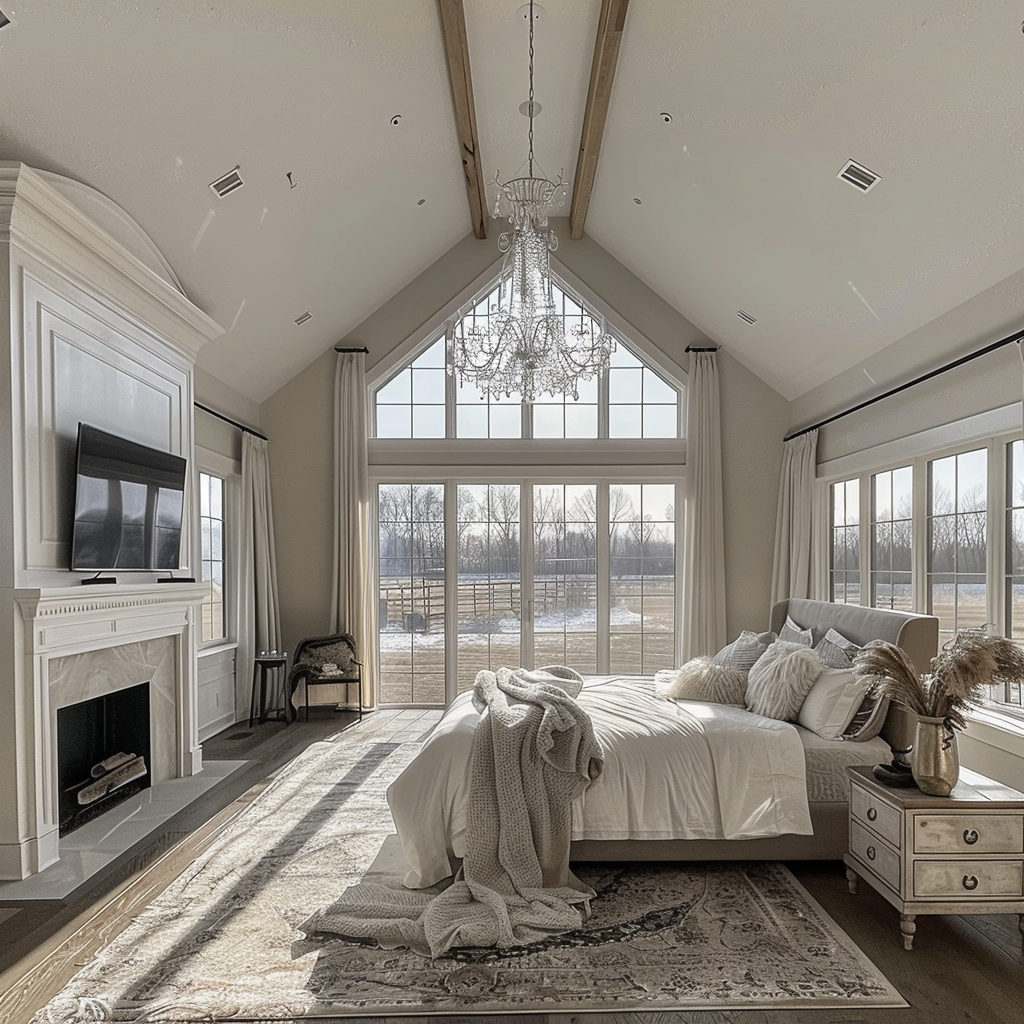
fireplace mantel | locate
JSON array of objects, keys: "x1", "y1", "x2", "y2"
[{"x1": 2, "y1": 582, "x2": 208, "y2": 879}]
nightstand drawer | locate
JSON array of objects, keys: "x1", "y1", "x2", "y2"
[
  {"x1": 851, "y1": 785, "x2": 902, "y2": 848},
  {"x1": 851, "y1": 820, "x2": 901, "y2": 891},
  {"x1": 914, "y1": 814, "x2": 1023, "y2": 855},
  {"x1": 913, "y1": 860, "x2": 1023, "y2": 899}
]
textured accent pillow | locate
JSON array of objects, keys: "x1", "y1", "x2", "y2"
[
  {"x1": 841, "y1": 692, "x2": 891, "y2": 742},
  {"x1": 713, "y1": 630, "x2": 776, "y2": 672},
  {"x1": 778, "y1": 615, "x2": 814, "y2": 647},
  {"x1": 814, "y1": 627, "x2": 861, "y2": 668},
  {"x1": 746, "y1": 641, "x2": 823, "y2": 721},
  {"x1": 663, "y1": 657, "x2": 747, "y2": 705},
  {"x1": 797, "y1": 669, "x2": 871, "y2": 739}
]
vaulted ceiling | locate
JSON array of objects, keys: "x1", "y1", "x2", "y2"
[{"x1": 1, "y1": 1, "x2": 1022, "y2": 406}]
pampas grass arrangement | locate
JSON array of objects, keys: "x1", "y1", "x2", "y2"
[{"x1": 853, "y1": 631, "x2": 1024, "y2": 732}]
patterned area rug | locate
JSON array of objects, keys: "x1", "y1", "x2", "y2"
[{"x1": 34, "y1": 732, "x2": 905, "y2": 1021}]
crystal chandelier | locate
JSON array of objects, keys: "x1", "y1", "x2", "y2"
[{"x1": 447, "y1": 0, "x2": 614, "y2": 403}]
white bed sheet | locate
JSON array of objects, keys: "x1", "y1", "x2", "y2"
[{"x1": 387, "y1": 675, "x2": 814, "y2": 888}]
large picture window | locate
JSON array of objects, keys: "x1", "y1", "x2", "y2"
[
  {"x1": 370, "y1": 267, "x2": 685, "y2": 707},
  {"x1": 823, "y1": 435, "x2": 1024, "y2": 717}
]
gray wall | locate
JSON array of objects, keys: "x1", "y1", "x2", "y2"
[
  {"x1": 261, "y1": 223, "x2": 790, "y2": 659},
  {"x1": 792, "y1": 267, "x2": 1024, "y2": 462}
]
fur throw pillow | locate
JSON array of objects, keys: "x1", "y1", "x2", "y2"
[
  {"x1": 746, "y1": 640, "x2": 823, "y2": 721},
  {"x1": 663, "y1": 657, "x2": 747, "y2": 705}
]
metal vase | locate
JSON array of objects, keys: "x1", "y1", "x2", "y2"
[{"x1": 911, "y1": 715, "x2": 960, "y2": 797}]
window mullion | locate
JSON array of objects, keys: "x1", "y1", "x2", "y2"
[
  {"x1": 913, "y1": 458, "x2": 929, "y2": 614},
  {"x1": 860, "y1": 471, "x2": 872, "y2": 607},
  {"x1": 443, "y1": 479, "x2": 459, "y2": 704},
  {"x1": 988, "y1": 438, "x2": 1004, "y2": 634},
  {"x1": 521, "y1": 483, "x2": 535, "y2": 668},
  {"x1": 597, "y1": 483, "x2": 610, "y2": 674}
]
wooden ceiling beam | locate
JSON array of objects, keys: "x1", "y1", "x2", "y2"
[
  {"x1": 569, "y1": 0, "x2": 630, "y2": 240},
  {"x1": 437, "y1": 0, "x2": 488, "y2": 239}
]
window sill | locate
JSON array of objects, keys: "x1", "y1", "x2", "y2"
[
  {"x1": 198, "y1": 642, "x2": 238, "y2": 659},
  {"x1": 966, "y1": 705, "x2": 1024, "y2": 753}
]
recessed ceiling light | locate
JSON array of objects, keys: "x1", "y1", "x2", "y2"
[
  {"x1": 209, "y1": 166, "x2": 243, "y2": 197},
  {"x1": 294, "y1": 311, "x2": 312, "y2": 326},
  {"x1": 416, "y1": 198, "x2": 426, "y2": 206},
  {"x1": 837, "y1": 159, "x2": 881, "y2": 192},
  {"x1": 390, "y1": 114, "x2": 402, "y2": 126},
  {"x1": 737, "y1": 309, "x2": 757, "y2": 324},
  {"x1": 632, "y1": 197, "x2": 642, "y2": 205},
  {"x1": 659, "y1": 112, "x2": 673, "y2": 123}
]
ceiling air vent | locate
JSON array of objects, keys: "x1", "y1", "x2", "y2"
[
  {"x1": 209, "y1": 166, "x2": 243, "y2": 198},
  {"x1": 837, "y1": 159, "x2": 880, "y2": 192},
  {"x1": 294, "y1": 311, "x2": 312, "y2": 326},
  {"x1": 736, "y1": 309, "x2": 757, "y2": 325}
]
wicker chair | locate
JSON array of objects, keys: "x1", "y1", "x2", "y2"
[{"x1": 287, "y1": 633, "x2": 362, "y2": 723}]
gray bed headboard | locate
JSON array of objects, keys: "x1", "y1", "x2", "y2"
[{"x1": 770, "y1": 598, "x2": 940, "y2": 752}]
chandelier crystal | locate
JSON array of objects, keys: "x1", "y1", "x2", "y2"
[{"x1": 447, "y1": 0, "x2": 614, "y2": 403}]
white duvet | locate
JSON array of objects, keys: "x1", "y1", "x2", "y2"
[{"x1": 388, "y1": 675, "x2": 813, "y2": 888}]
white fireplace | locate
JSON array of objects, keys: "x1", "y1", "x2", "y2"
[{"x1": 3, "y1": 582, "x2": 208, "y2": 879}]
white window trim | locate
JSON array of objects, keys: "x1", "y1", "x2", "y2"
[
  {"x1": 194, "y1": 445, "x2": 241, "y2": 653},
  {"x1": 816, "y1": 417, "x2": 1024, "y2": 747},
  {"x1": 366, "y1": 256, "x2": 689, "y2": 400}
]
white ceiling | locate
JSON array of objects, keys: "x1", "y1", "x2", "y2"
[{"x1": 1, "y1": 0, "x2": 1022, "y2": 405}]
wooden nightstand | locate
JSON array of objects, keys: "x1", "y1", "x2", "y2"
[{"x1": 844, "y1": 764, "x2": 1024, "y2": 950}]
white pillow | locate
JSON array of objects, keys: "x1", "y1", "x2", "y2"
[
  {"x1": 746, "y1": 641, "x2": 823, "y2": 721},
  {"x1": 663, "y1": 657, "x2": 747, "y2": 705},
  {"x1": 779, "y1": 615, "x2": 814, "y2": 647},
  {"x1": 798, "y1": 668, "x2": 870, "y2": 739}
]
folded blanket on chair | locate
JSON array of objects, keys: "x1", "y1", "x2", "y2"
[{"x1": 298, "y1": 665, "x2": 603, "y2": 957}]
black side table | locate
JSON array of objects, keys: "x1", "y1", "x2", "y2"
[{"x1": 249, "y1": 651, "x2": 289, "y2": 727}]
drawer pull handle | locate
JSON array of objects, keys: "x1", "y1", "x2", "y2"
[
  {"x1": 962, "y1": 874, "x2": 979, "y2": 891},
  {"x1": 867, "y1": 807, "x2": 878, "y2": 822},
  {"x1": 866, "y1": 846, "x2": 876, "y2": 861},
  {"x1": 963, "y1": 829, "x2": 980, "y2": 845}
]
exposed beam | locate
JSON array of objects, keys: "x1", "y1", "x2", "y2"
[
  {"x1": 437, "y1": 0, "x2": 488, "y2": 239},
  {"x1": 569, "y1": 0, "x2": 630, "y2": 240}
]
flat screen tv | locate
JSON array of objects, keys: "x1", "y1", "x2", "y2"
[{"x1": 70, "y1": 423, "x2": 187, "y2": 572}]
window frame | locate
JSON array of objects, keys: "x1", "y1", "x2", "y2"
[
  {"x1": 367, "y1": 260, "x2": 688, "y2": 708},
  {"x1": 193, "y1": 448, "x2": 240, "y2": 653},
  {"x1": 818, "y1": 427, "x2": 1023, "y2": 722}
]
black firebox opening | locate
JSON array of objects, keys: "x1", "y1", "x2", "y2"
[{"x1": 57, "y1": 681, "x2": 152, "y2": 836}]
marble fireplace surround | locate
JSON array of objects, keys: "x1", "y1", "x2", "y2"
[{"x1": 8, "y1": 582, "x2": 208, "y2": 880}]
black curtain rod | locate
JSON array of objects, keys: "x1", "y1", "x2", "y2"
[
  {"x1": 784, "y1": 327, "x2": 1024, "y2": 443},
  {"x1": 334, "y1": 345, "x2": 370, "y2": 353},
  {"x1": 194, "y1": 402, "x2": 268, "y2": 441},
  {"x1": 685, "y1": 345, "x2": 719, "y2": 352}
]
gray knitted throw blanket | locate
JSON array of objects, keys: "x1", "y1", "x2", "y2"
[{"x1": 299, "y1": 665, "x2": 603, "y2": 958}]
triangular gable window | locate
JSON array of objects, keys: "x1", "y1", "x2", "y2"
[{"x1": 374, "y1": 272, "x2": 683, "y2": 441}]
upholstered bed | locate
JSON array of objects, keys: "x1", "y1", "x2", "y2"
[{"x1": 389, "y1": 599, "x2": 939, "y2": 881}]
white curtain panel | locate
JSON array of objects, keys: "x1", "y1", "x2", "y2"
[
  {"x1": 236, "y1": 432, "x2": 283, "y2": 715},
  {"x1": 771, "y1": 430, "x2": 819, "y2": 604},
  {"x1": 329, "y1": 350, "x2": 377, "y2": 709},
  {"x1": 682, "y1": 350, "x2": 727, "y2": 660}
]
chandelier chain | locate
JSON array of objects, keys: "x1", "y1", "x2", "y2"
[
  {"x1": 445, "y1": 0, "x2": 615, "y2": 403},
  {"x1": 528, "y1": 0, "x2": 535, "y2": 177}
]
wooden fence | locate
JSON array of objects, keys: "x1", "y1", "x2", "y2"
[{"x1": 379, "y1": 577, "x2": 600, "y2": 631}]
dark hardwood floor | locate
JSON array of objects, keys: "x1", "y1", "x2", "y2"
[{"x1": 1, "y1": 708, "x2": 1021, "y2": 1024}]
